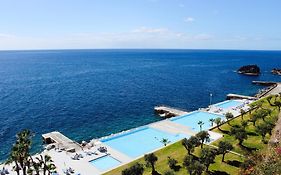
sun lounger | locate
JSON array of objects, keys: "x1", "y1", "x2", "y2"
[
  {"x1": 98, "y1": 146, "x2": 107, "y2": 153},
  {"x1": 71, "y1": 154, "x2": 79, "y2": 160}
]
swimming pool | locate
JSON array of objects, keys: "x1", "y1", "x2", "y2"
[
  {"x1": 89, "y1": 155, "x2": 121, "y2": 171},
  {"x1": 170, "y1": 111, "x2": 224, "y2": 132},
  {"x1": 215, "y1": 100, "x2": 243, "y2": 109},
  {"x1": 101, "y1": 127, "x2": 186, "y2": 158}
]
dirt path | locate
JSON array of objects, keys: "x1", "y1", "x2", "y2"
[{"x1": 269, "y1": 111, "x2": 281, "y2": 146}]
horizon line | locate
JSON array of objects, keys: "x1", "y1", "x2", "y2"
[{"x1": 0, "y1": 48, "x2": 281, "y2": 52}]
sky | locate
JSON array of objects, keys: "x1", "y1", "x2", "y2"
[{"x1": 0, "y1": 0, "x2": 281, "y2": 50}]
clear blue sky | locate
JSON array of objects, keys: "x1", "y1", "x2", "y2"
[{"x1": 0, "y1": 0, "x2": 280, "y2": 50}]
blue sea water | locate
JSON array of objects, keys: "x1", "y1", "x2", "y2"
[{"x1": 0, "y1": 49, "x2": 280, "y2": 161}]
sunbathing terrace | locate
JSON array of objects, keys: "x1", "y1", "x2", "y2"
[{"x1": 0, "y1": 99, "x2": 253, "y2": 175}]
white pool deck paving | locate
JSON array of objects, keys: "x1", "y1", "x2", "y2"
[
  {"x1": 0, "y1": 99, "x2": 252, "y2": 175},
  {"x1": 149, "y1": 119, "x2": 196, "y2": 136}
]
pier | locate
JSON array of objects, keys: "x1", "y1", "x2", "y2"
[
  {"x1": 226, "y1": 93, "x2": 257, "y2": 100},
  {"x1": 252, "y1": 81, "x2": 278, "y2": 86},
  {"x1": 42, "y1": 131, "x2": 81, "y2": 152},
  {"x1": 154, "y1": 105, "x2": 188, "y2": 118},
  {"x1": 255, "y1": 83, "x2": 280, "y2": 98}
]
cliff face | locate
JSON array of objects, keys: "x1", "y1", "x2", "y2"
[
  {"x1": 237, "y1": 65, "x2": 260, "y2": 76},
  {"x1": 272, "y1": 68, "x2": 281, "y2": 76}
]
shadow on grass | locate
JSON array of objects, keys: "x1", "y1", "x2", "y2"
[
  {"x1": 152, "y1": 170, "x2": 161, "y2": 175},
  {"x1": 240, "y1": 144, "x2": 258, "y2": 152},
  {"x1": 226, "y1": 160, "x2": 242, "y2": 167},
  {"x1": 209, "y1": 170, "x2": 230, "y2": 175},
  {"x1": 218, "y1": 129, "x2": 230, "y2": 134},
  {"x1": 246, "y1": 131, "x2": 259, "y2": 136},
  {"x1": 171, "y1": 165, "x2": 181, "y2": 171}
]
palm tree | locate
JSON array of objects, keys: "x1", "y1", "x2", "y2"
[
  {"x1": 182, "y1": 136, "x2": 200, "y2": 155},
  {"x1": 200, "y1": 147, "x2": 217, "y2": 171},
  {"x1": 240, "y1": 109, "x2": 246, "y2": 120},
  {"x1": 198, "y1": 121, "x2": 204, "y2": 131},
  {"x1": 36, "y1": 155, "x2": 56, "y2": 175},
  {"x1": 196, "y1": 131, "x2": 210, "y2": 148},
  {"x1": 144, "y1": 153, "x2": 158, "y2": 174},
  {"x1": 6, "y1": 129, "x2": 33, "y2": 175},
  {"x1": 161, "y1": 138, "x2": 170, "y2": 146},
  {"x1": 218, "y1": 141, "x2": 233, "y2": 162},
  {"x1": 225, "y1": 112, "x2": 234, "y2": 125},
  {"x1": 214, "y1": 117, "x2": 222, "y2": 131},
  {"x1": 209, "y1": 118, "x2": 215, "y2": 127}
]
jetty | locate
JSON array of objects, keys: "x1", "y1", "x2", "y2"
[
  {"x1": 42, "y1": 131, "x2": 81, "y2": 152},
  {"x1": 252, "y1": 81, "x2": 281, "y2": 98},
  {"x1": 226, "y1": 93, "x2": 257, "y2": 100},
  {"x1": 154, "y1": 105, "x2": 188, "y2": 118},
  {"x1": 252, "y1": 81, "x2": 278, "y2": 86}
]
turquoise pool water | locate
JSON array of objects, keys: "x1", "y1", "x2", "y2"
[
  {"x1": 89, "y1": 155, "x2": 121, "y2": 171},
  {"x1": 101, "y1": 127, "x2": 187, "y2": 158},
  {"x1": 215, "y1": 100, "x2": 243, "y2": 109},
  {"x1": 170, "y1": 111, "x2": 224, "y2": 132}
]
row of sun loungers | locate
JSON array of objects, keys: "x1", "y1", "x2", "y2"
[{"x1": 71, "y1": 146, "x2": 108, "y2": 160}]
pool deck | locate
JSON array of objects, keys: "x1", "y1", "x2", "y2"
[
  {"x1": 0, "y1": 99, "x2": 253, "y2": 175},
  {"x1": 149, "y1": 119, "x2": 196, "y2": 136}
]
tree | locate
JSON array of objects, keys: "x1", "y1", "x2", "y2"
[
  {"x1": 218, "y1": 141, "x2": 233, "y2": 162},
  {"x1": 267, "y1": 96, "x2": 281, "y2": 111},
  {"x1": 256, "y1": 109, "x2": 270, "y2": 121},
  {"x1": 240, "y1": 109, "x2": 246, "y2": 120},
  {"x1": 200, "y1": 147, "x2": 217, "y2": 171},
  {"x1": 182, "y1": 136, "x2": 200, "y2": 155},
  {"x1": 196, "y1": 131, "x2": 210, "y2": 148},
  {"x1": 190, "y1": 161, "x2": 205, "y2": 175},
  {"x1": 209, "y1": 118, "x2": 215, "y2": 127},
  {"x1": 161, "y1": 138, "x2": 170, "y2": 146},
  {"x1": 256, "y1": 123, "x2": 268, "y2": 143},
  {"x1": 230, "y1": 125, "x2": 248, "y2": 145},
  {"x1": 122, "y1": 163, "x2": 144, "y2": 175},
  {"x1": 167, "y1": 157, "x2": 178, "y2": 171},
  {"x1": 198, "y1": 121, "x2": 204, "y2": 131},
  {"x1": 250, "y1": 113, "x2": 259, "y2": 126},
  {"x1": 163, "y1": 170, "x2": 175, "y2": 175},
  {"x1": 241, "y1": 120, "x2": 248, "y2": 128},
  {"x1": 36, "y1": 155, "x2": 56, "y2": 175},
  {"x1": 184, "y1": 155, "x2": 205, "y2": 175},
  {"x1": 6, "y1": 129, "x2": 33, "y2": 175},
  {"x1": 214, "y1": 117, "x2": 222, "y2": 131},
  {"x1": 144, "y1": 153, "x2": 158, "y2": 174},
  {"x1": 225, "y1": 112, "x2": 234, "y2": 125}
]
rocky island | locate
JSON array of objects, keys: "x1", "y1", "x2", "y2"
[
  {"x1": 272, "y1": 68, "x2": 281, "y2": 75},
  {"x1": 237, "y1": 64, "x2": 260, "y2": 76}
]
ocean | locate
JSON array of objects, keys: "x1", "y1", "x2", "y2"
[{"x1": 0, "y1": 49, "x2": 280, "y2": 161}]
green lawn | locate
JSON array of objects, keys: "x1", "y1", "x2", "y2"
[
  {"x1": 211, "y1": 97, "x2": 280, "y2": 155},
  {"x1": 104, "y1": 141, "x2": 243, "y2": 175},
  {"x1": 104, "y1": 96, "x2": 280, "y2": 175}
]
